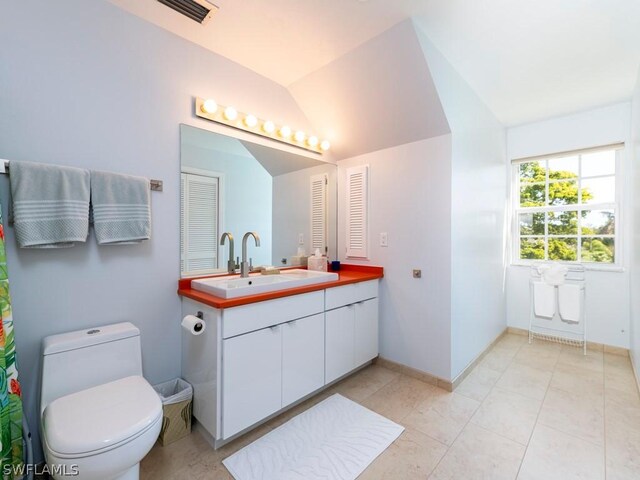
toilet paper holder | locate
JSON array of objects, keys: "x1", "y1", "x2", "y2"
[{"x1": 196, "y1": 311, "x2": 203, "y2": 320}]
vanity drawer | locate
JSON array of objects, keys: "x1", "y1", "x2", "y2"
[
  {"x1": 222, "y1": 291, "x2": 324, "y2": 339},
  {"x1": 325, "y1": 280, "x2": 378, "y2": 310}
]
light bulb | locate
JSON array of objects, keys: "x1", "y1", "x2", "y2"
[
  {"x1": 320, "y1": 140, "x2": 331, "y2": 151},
  {"x1": 307, "y1": 136, "x2": 319, "y2": 147},
  {"x1": 201, "y1": 99, "x2": 218, "y2": 114},
  {"x1": 262, "y1": 120, "x2": 275, "y2": 134},
  {"x1": 224, "y1": 106, "x2": 238, "y2": 121},
  {"x1": 294, "y1": 131, "x2": 306, "y2": 143},
  {"x1": 244, "y1": 114, "x2": 257, "y2": 128},
  {"x1": 279, "y1": 125, "x2": 292, "y2": 138}
]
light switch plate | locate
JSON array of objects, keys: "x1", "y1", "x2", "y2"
[
  {"x1": 380, "y1": 232, "x2": 388, "y2": 247},
  {"x1": 298, "y1": 233, "x2": 304, "y2": 245}
]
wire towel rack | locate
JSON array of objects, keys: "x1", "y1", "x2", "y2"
[{"x1": 529, "y1": 263, "x2": 587, "y2": 354}]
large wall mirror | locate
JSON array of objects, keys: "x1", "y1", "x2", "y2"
[{"x1": 180, "y1": 124, "x2": 337, "y2": 277}]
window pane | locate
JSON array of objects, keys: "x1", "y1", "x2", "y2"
[
  {"x1": 581, "y1": 150, "x2": 615, "y2": 178},
  {"x1": 581, "y1": 210, "x2": 615, "y2": 235},
  {"x1": 548, "y1": 237, "x2": 577, "y2": 261},
  {"x1": 520, "y1": 183, "x2": 545, "y2": 207},
  {"x1": 581, "y1": 176, "x2": 615, "y2": 204},
  {"x1": 520, "y1": 238, "x2": 545, "y2": 260},
  {"x1": 581, "y1": 237, "x2": 614, "y2": 263},
  {"x1": 519, "y1": 213, "x2": 545, "y2": 235},
  {"x1": 548, "y1": 211, "x2": 577, "y2": 235},
  {"x1": 519, "y1": 161, "x2": 546, "y2": 183},
  {"x1": 548, "y1": 180, "x2": 578, "y2": 205},
  {"x1": 548, "y1": 155, "x2": 579, "y2": 180}
]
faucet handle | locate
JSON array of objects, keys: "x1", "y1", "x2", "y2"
[
  {"x1": 249, "y1": 258, "x2": 253, "y2": 270},
  {"x1": 236, "y1": 256, "x2": 240, "y2": 269}
]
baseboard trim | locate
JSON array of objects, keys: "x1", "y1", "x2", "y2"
[
  {"x1": 507, "y1": 326, "x2": 630, "y2": 356},
  {"x1": 629, "y1": 350, "x2": 640, "y2": 397},
  {"x1": 376, "y1": 327, "x2": 634, "y2": 395},
  {"x1": 375, "y1": 328, "x2": 509, "y2": 393},
  {"x1": 374, "y1": 357, "x2": 454, "y2": 392},
  {"x1": 450, "y1": 328, "x2": 509, "y2": 390}
]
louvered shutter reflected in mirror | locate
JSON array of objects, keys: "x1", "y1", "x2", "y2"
[
  {"x1": 181, "y1": 173, "x2": 219, "y2": 275},
  {"x1": 310, "y1": 173, "x2": 328, "y2": 254}
]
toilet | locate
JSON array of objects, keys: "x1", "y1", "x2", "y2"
[{"x1": 40, "y1": 323, "x2": 162, "y2": 480}]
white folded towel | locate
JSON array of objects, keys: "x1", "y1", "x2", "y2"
[
  {"x1": 558, "y1": 284, "x2": 581, "y2": 323},
  {"x1": 533, "y1": 281, "x2": 555, "y2": 319}
]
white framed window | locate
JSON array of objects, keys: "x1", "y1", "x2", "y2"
[{"x1": 511, "y1": 144, "x2": 623, "y2": 268}]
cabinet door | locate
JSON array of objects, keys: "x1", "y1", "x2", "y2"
[
  {"x1": 282, "y1": 314, "x2": 325, "y2": 407},
  {"x1": 222, "y1": 326, "x2": 282, "y2": 439},
  {"x1": 325, "y1": 306, "x2": 355, "y2": 384},
  {"x1": 355, "y1": 298, "x2": 379, "y2": 366}
]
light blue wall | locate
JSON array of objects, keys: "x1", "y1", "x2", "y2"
[
  {"x1": 272, "y1": 163, "x2": 337, "y2": 264},
  {"x1": 415, "y1": 22, "x2": 508, "y2": 379},
  {"x1": 182, "y1": 143, "x2": 273, "y2": 266},
  {"x1": 0, "y1": 0, "x2": 312, "y2": 461},
  {"x1": 631, "y1": 69, "x2": 640, "y2": 381}
]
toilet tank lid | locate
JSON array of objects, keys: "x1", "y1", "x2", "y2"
[{"x1": 43, "y1": 322, "x2": 140, "y2": 355}]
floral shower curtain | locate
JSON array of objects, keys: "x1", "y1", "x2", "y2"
[{"x1": 0, "y1": 212, "x2": 23, "y2": 476}]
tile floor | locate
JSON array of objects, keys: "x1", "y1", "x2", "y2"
[{"x1": 141, "y1": 333, "x2": 640, "y2": 479}]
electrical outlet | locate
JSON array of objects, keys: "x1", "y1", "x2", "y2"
[
  {"x1": 413, "y1": 269, "x2": 422, "y2": 279},
  {"x1": 298, "y1": 233, "x2": 304, "y2": 245},
  {"x1": 379, "y1": 232, "x2": 388, "y2": 247}
]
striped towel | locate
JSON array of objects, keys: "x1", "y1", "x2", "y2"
[
  {"x1": 90, "y1": 171, "x2": 151, "y2": 245},
  {"x1": 9, "y1": 161, "x2": 90, "y2": 248}
]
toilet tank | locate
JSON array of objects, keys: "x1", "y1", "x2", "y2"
[{"x1": 40, "y1": 322, "x2": 143, "y2": 412}]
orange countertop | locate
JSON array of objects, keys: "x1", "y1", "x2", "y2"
[{"x1": 177, "y1": 264, "x2": 383, "y2": 309}]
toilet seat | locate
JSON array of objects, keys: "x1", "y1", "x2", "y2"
[{"x1": 43, "y1": 375, "x2": 162, "y2": 458}]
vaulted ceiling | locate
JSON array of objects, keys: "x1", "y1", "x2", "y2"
[{"x1": 109, "y1": 0, "x2": 640, "y2": 127}]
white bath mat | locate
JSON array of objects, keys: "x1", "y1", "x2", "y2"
[{"x1": 223, "y1": 393, "x2": 404, "y2": 480}]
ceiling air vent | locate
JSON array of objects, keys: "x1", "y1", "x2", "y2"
[{"x1": 157, "y1": 0, "x2": 219, "y2": 25}]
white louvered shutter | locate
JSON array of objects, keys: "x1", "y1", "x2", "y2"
[
  {"x1": 346, "y1": 165, "x2": 369, "y2": 259},
  {"x1": 181, "y1": 173, "x2": 219, "y2": 276},
  {"x1": 310, "y1": 173, "x2": 328, "y2": 254}
]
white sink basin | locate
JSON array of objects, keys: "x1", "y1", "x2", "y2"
[{"x1": 192, "y1": 269, "x2": 339, "y2": 299}]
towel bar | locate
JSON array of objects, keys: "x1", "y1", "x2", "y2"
[{"x1": 0, "y1": 159, "x2": 163, "y2": 192}]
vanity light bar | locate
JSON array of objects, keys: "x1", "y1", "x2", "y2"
[{"x1": 194, "y1": 97, "x2": 330, "y2": 154}]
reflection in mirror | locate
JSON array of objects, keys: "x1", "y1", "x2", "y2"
[{"x1": 180, "y1": 124, "x2": 337, "y2": 277}]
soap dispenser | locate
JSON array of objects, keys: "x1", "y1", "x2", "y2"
[{"x1": 308, "y1": 248, "x2": 327, "y2": 272}]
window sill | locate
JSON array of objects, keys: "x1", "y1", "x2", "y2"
[{"x1": 510, "y1": 262, "x2": 625, "y2": 273}]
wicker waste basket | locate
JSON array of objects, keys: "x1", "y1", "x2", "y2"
[{"x1": 153, "y1": 378, "x2": 193, "y2": 446}]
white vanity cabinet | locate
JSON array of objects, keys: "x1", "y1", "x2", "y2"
[
  {"x1": 325, "y1": 281, "x2": 379, "y2": 383},
  {"x1": 222, "y1": 311, "x2": 326, "y2": 438},
  {"x1": 181, "y1": 278, "x2": 379, "y2": 448},
  {"x1": 222, "y1": 325, "x2": 282, "y2": 439},
  {"x1": 282, "y1": 313, "x2": 325, "y2": 407}
]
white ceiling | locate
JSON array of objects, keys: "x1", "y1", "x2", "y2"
[{"x1": 109, "y1": 0, "x2": 640, "y2": 126}]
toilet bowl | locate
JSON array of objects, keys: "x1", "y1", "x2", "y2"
[{"x1": 40, "y1": 323, "x2": 163, "y2": 480}]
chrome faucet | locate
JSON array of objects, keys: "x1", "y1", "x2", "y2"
[
  {"x1": 241, "y1": 232, "x2": 261, "y2": 278},
  {"x1": 220, "y1": 232, "x2": 239, "y2": 274}
]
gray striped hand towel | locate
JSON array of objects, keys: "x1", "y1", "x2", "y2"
[
  {"x1": 90, "y1": 171, "x2": 151, "y2": 245},
  {"x1": 9, "y1": 161, "x2": 90, "y2": 248}
]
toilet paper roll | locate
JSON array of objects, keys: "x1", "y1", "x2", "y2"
[{"x1": 182, "y1": 315, "x2": 206, "y2": 336}]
